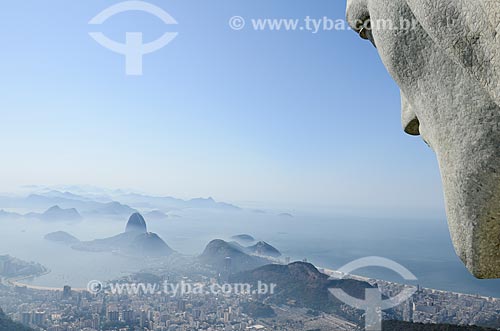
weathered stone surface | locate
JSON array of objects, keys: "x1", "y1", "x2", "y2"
[{"x1": 346, "y1": 0, "x2": 500, "y2": 278}]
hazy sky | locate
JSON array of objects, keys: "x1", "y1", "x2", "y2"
[{"x1": 0, "y1": 1, "x2": 444, "y2": 215}]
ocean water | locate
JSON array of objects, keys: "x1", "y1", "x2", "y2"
[{"x1": 1, "y1": 210, "x2": 499, "y2": 298}]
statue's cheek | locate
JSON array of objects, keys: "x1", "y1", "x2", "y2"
[{"x1": 366, "y1": 0, "x2": 429, "y2": 86}]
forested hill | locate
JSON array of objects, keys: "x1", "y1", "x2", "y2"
[{"x1": 0, "y1": 309, "x2": 33, "y2": 331}]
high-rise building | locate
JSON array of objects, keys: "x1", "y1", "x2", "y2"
[
  {"x1": 62, "y1": 285, "x2": 72, "y2": 299},
  {"x1": 122, "y1": 309, "x2": 134, "y2": 322},
  {"x1": 33, "y1": 311, "x2": 45, "y2": 326},
  {"x1": 193, "y1": 309, "x2": 202, "y2": 319},
  {"x1": 91, "y1": 313, "x2": 100, "y2": 329},
  {"x1": 139, "y1": 310, "x2": 148, "y2": 328},
  {"x1": 21, "y1": 312, "x2": 31, "y2": 326},
  {"x1": 177, "y1": 300, "x2": 186, "y2": 312},
  {"x1": 223, "y1": 256, "x2": 232, "y2": 281},
  {"x1": 107, "y1": 310, "x2": 119, "y2": 322},
  {"x1": 403, "y1": 298, "x2": 414, "y2": 322}
]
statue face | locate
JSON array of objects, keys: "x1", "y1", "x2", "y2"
[{"x1": 346, "y1": 0, "x2": 500, "y2": 279}]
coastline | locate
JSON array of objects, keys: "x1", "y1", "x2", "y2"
[
  {"x1": 4, "y1": 259, "x2": 500, "y2": 301},
  {"x1": 5, "y1": 269, "x2": 87, "y2": 292},
  {"x1": 317, "y1": 266, "x2": 500, "y2": 301}
]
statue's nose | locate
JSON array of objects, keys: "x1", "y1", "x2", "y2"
[
  {"x1": 401, "y1": 94, "x2": 421, "y2": 136},
  {"x1": 346, "y1": 0, "x2": 370, "y2": 32}
]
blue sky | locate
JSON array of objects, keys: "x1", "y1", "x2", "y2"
[{"x1": 0, "y1": 0, "x2": 444, "y2": 216}]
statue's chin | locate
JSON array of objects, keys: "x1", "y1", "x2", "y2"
[
  {"x1": 344, "y1": 0, "x2": 500, "y2": 279},
  {"x1": 437, "y1": 148, "x2": 500, "y2": 279}
]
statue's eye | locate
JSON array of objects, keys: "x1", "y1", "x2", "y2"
[{"x1": 358, "y1": 18, "x2": 371, "y2": 40}]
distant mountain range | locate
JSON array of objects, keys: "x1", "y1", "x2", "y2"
[
  {"x1": 144, "y1": 210, "x2": 169, "y2": 222},
  {"x1": 0, "y1": 188, "x2": 242, "y2": 220},
  {"x1": 0, "y1": 193, "x2": 135, "y2": 219},
  {"x1": 0, "y1": 205, "x2": 83, "y2": 223},
  {"x1": 44, "y1": 231, "x2": 80, "y2": 244},
  {"x1": 27, "y1": 205, "x2": 82, "y2": 222},
  {"x1": 113, "y1": 193, "x2": 241, "y2": 211},
  {"x1": 0, "y1": 210, "x2": 21, "y2": 220}
]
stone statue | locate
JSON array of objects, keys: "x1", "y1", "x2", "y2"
[{"x1": 346, "y1": 0, "x2": 500, "y2": 279}]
